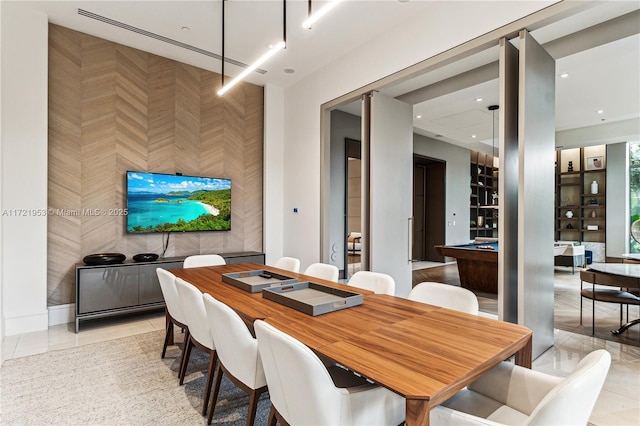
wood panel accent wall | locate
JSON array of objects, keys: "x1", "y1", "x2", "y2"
[{"x1": 48, "y1": 25, "x2": 264, "y2": 306}]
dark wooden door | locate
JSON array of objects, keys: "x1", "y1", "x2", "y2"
[
  {"x1": 413, "y1": 155, "x2": 446, "y2": 262},
  {"x1": 413, "y1": 164, "x2": 426, "y2": 261}
]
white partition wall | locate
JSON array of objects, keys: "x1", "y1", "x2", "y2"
[
  {"x1": 366, "y1": 92, "x2": 413, "y2": 297},
  {"x1": 517, "y1": 30, "x2": 556, "y2": 358},
  {"x1": 1, "y1": 3, "x2": 49, "y2": 336}
]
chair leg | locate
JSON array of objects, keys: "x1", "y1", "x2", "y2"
[
  {"x1": 246, "y1": 387, "x2": 268, "y2": 426},
  {"x1": 165, "y1": 308, "x2": 175, "y2": 346},
  {"x1": 202, "y1": 350, "x2": 218, "y2": 416},
  {"x1": 591, "y1": 290, "x2": 595, "y2": 336},
  {"x1": 620, "y1": 304, "x2": 623, "y2": 327},
  {"x1": 268, "y1": 405, "x2": 277, "y2": 426},
  {"x1": 162, "y1": 320, "x2": 172, "y2": 359},
  {"x1": 627, "y1": 304, "x2": 629, "y2": 322},
  {"x1": 207, "y1": 363, "x2": 224, "y2": 425},
  {"x1": 270, "y1": 406, "x2": 289, "y2": 426},
  {"x1": 176, "y1": 329, "x2": 190, "y2": 379},
  {"x1": 179, "y1": 334, "x2": 193, "y2": 385},
  {"x1": 580, "y1": 294, "x2": 583, "y2": 325}
]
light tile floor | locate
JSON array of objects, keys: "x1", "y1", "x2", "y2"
[{"x1": 2, "y1": 289, "x2": 639, "y2": 425}]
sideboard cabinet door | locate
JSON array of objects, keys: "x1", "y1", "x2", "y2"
[{"x1": 77, "y1": 267, "x2": 139, "y2": 314}]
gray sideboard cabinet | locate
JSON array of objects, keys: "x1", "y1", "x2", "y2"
[
  {"x1": 75, "y1": 257, "x2": 184, "y2": 332},
  {"x1": 75, "y1": 252, "x2": 265, "y2": 332}
]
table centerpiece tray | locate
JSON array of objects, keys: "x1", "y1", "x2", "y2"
[
  {"x1": 262, "y1": 281, "x2": 363, "y2": 316},
  {"x1": 221, "y1": 270, "x2": 298, "y2": 293}
]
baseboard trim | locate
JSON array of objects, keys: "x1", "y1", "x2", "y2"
[
  {"x1": 48, "y1": 304, "x2": 75, "y2": 326},
  {"x1": 4, "y1": 311, "x2": 49, "y2": 336}
]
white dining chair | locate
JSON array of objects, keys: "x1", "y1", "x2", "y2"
[
  {"x1": 156, "y1": 268, "x2": 189, "y2": 363},
  {"x1": 203, "y1": 294, "x2": 268, "y2": 426},
  {"x1": 273, "y1": 256, "x2": 300, "y2": 273},
  {"x1": 174, "y1": 278, "x2": 218, "y2": 416},
  {"x1": 183, "y1": 254, "x2": 226, "y2": 268},
  {"x1": 408, "y1": 281, "x2": 479, "y2": 315},
  {"x1": 254, "y1": 320, "x2": 405, "y2": 426},
  {"x1": 347, "y1": 270, "x2": 395, "y2": 295},
  {"x1": 304, "y1": 262, "x2": 339, "y2": 282},
  {"x1": 429, "y1": 349, "x2": 611, "y2": 426}
]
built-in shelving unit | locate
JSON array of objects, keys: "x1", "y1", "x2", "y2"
[
  {"x1": 470, "y1": 150, "x2": 498, "y2": 240},
  {"x1": 555, "y1": 146, "x2": 606, "y2": 243}
]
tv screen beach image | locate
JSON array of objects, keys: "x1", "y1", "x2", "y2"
[{"x1": 126, "y1": 171, "x2": 231, "y2": 233}]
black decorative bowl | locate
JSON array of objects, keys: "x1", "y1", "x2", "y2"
[
  {"x1": 133, "y1": 253, "x2": 159, "y2": 262},
  {"x1": 83, "y1": 253, "x2": 126, "y2": 266}
]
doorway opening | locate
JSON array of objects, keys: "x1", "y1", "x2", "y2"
[
  {"x1": 345, "y1": 138, "x2": 362, "y2": 278},
  {"x1": 413, "y1": 154, "x2": 446, "y2": 262}
]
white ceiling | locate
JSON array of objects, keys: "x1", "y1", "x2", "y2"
[
  {"x1": 26, "y1": 0, "x2": 435, "y2": 88},
  {"x1": 342, "y1": 1, "x2": 640, "y2": 152},
  {"x1": 14, "y1": 0, "x2": 640, "y2": 152}
]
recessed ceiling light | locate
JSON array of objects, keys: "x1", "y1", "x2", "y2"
[
  {"x1": 475, "y1": 97, "x2": 483, "y2": 102},
  {"x1": 596, "y1": 109, "x2": 604, "y2": 114},
  {"x1": 415, "y1": 114, "x2": 422, "y2": 119},
  {"x1": 559, "y1": 73, "x2": 569, "y2": 78},
  {"x1": 471, "y1": 134, "x2": 477, "y2": 139},
  {"x1": 284, "y1": 68, "x2": 295, "y2": 74},
  {"x1": 181, "y1": 26, "x2": 190, "y2": 32}
]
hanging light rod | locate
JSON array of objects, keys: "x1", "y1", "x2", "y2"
[
  {"x1": 219, "y1": 0, "x2": 287, "y2": 96},
  {"x1": 218, "y1": 41, "x2": 286, "y2": 95},
  {"x1": 302, "y1": 0, "x2": 343, "y2": 29}
]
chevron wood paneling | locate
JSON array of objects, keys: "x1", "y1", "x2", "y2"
[
  {"x1": 48, "y1": 25, "x2": 264, "y2": 306},
  {"x1": 243, "y1": 84, "x2": 265, "y2": 252},
  {"x1": 198, "y1": 71, "x2": 226, "y2": 255},
  {"x1": 48, "y1": 25, "x2": 83, "y2": 306},
  {"x1": 116, "y1": 45, "x2": 149, "y2": 255}
]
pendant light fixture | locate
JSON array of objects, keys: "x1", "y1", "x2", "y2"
[
  {"x1": 488, "y1": 104, "x2": 499, "y2": 205},
  {"x1": 218, "y1": 0, "x2": 287, "y2": 96},
  {"x1": 302, "y1": 0, "x2": 343, "y2": 29}
]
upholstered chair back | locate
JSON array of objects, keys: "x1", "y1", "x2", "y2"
[
  {"x1": 183, "y1": 254, "x2": 226, "y2": 268},
  {"x1": 409, "y1": 281, "x2": 479, "y2": 315},
  {"x1": 203, "y1": 294, "x2": 266, "y2": 389},
  {"x1": 156, "y1": 268, "x2": 188, "y2": 325},
  {"x1": 175, "y1": 278, "x2": 215, "y2": 349},
  {"x1": 304, "y1": 263, "x2": 339, "y2": 282},
  {"x1": 348, "y1": 271, "x2": 395, "y2": 295},
  {"x1": 274, "y1": 256, "x2": 301, "y2": 273}
]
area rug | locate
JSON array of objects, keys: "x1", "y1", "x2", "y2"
[{"x1": 0, "y1": 330, "x2": 270, "y2": 425}]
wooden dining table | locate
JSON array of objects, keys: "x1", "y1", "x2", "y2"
[{"x1": 171, "y1": 262, "x2": 532, "y2": 426}]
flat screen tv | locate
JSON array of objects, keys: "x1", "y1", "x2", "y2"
[{"x1": 126, "y1": 171, "x2": 231, "y2": 233}]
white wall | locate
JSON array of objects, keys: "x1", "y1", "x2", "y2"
[
  {"x1": 414, "y1": 134, "x2": 471, "y2": 246},
  {"x1": 1, "y1": 2, "x2": 49, "y2": 336},
  {"x1": 282, "y1": 2, "x2": 555, "y2": 269}
]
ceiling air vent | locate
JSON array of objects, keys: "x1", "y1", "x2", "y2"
[{"x1": 76, "y1": 8, "x2": 266, "y2": 74}]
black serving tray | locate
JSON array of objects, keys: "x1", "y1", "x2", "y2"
[
  {"x1": 222, "y1": 270, "x2": 298, "y2": 293},
  {"x1": 262, "y1": 282, "x2": 363, "y2": 316}
]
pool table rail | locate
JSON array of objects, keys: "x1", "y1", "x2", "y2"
[{"x1": 435, "y1": 243, "x2": 498, "y2": 294}]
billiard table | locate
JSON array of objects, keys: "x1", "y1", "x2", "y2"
[{"x1": 435, "y1": 242, "x2": 498, "y2": 294}]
